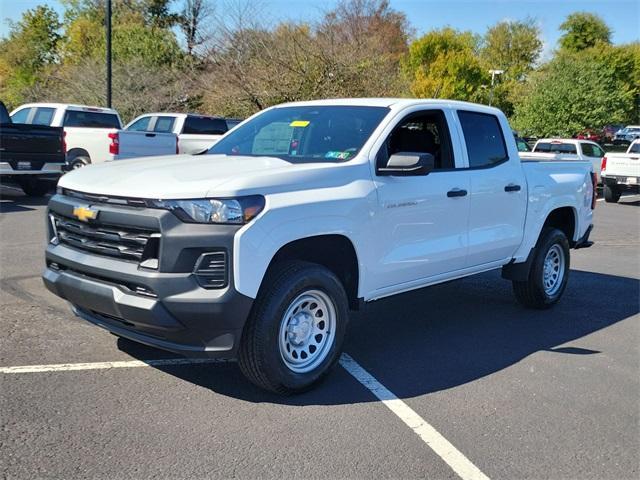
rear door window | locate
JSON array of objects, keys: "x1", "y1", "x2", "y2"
[
  {"x1": 63, "y1": 110, "x2": 121, "y2": 128},
  {"x1": 457, "y1": 110, "x2": 508, "y2": 168},
  {"x1": 630, "y1": 143, "x2": 640, "y2": 153},
  {"x1": 154, "y1": 116, "x2": 176, "y2": 133},
  {"x1": 183, "y1": 116, "x2": 228, "y2": 135},
  {"x1": 127, "y1": 116, "x2": 152, "y2": 131},
  {"x1": 32, "y1": 107, "x2": 55, "y2": 126},
  {"x1": 10, "y1": 108, "x2": 32, "y2": 124}
]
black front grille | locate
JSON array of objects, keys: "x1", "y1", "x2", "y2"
[{"x1": 52, "y1": 214, "x2": 160, "y2": 264}]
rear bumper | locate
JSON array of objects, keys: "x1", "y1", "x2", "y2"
[{"x1": 602, "y1": 175, "x2": 640, "y2": 191}]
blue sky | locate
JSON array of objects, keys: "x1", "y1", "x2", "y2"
[{"x1": 1, "y1": 0, "x2": 638, "y2": 58}]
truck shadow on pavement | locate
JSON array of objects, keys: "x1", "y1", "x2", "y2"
[
  {"x1": 118, "y1": 269, "x2": 639, "y2": 406},
  {"x1": 0, "y1": 186, "x2": 51, "y2": 212}
]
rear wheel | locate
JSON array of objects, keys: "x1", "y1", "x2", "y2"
[
  {"x1": 238, "y1": 261, "x2": 348, "y2": 394},
  {"x1": 513, "y1": 228, "x2": 570, "y2": 309},
  {"x1": 603, "y1": 184, "x2": 621, "y2": 203},
  {"x1": 18, "y1": 178, "x2": 51, "y2": 197}
]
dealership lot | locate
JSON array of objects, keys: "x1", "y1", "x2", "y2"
[{"x1": 1, "y1": 185, "x2": 638, "y2": 479}]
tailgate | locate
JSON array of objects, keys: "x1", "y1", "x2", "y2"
[
  {"x1": 118, "y1": 131, "x2": 177, "y2": 159},
  {"x1": 605, "y1": 154, "x2": 640, "y2": 179},
  {"x1": 0, "y1": 124, "x2": 65, "y2": 166}
]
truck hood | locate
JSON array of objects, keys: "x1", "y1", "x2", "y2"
[{"x1": 59, "y1": 154, "x2": 360, "y2": 199}]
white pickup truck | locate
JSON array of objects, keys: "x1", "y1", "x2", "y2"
[
  {"x1": 43, "y1": 99, "x2": 596, "y2": 394},
  {"x1": 10, "y1": 103, "x2": 177, "y2": 169},
  {"x1": 520, "y1": 138, "x2": 606, "y2": 183},
  {"x1": 125, "y1": 113, "x2": 241, "y2": 154},
  {"x1": 601, "y1": 140, "x2": 640, "y2": 202}
]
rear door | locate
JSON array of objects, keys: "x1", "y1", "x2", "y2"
[
  {"x1": 179, "y1": 116, "x2": 228, "y2": 154},
  {"x1": 456, "y1": 110, "x2": 527, "y2": 268}
]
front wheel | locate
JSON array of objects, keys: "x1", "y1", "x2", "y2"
[
  {"x1": 238, "y1": 261, "x2": 349, "y2": 394},
  {"x1": 513, "y1": 228, "x2": 570, "y2": 309}
]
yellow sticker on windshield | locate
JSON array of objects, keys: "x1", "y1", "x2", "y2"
[{"x1": 290, "y1": 120, "x2": 310, "y2": 127}]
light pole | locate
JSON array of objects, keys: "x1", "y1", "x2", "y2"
[
  {"x1": 488, "y1": 69, "x2": 503, "y2": 107},
  {"x1": 106, "y1": 0, "x2": 112, "y2": 108}
]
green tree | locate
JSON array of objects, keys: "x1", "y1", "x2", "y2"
[
  {"x1": 480, "y1": 19, "x2": 543, "y2": 115},
  {"x1": 559, "y1": 12, "x2": 611, "y2": 52},
  {"x1": 403, "y1": 28, "x2": 487, "y2": 100},
  {"x1": 0, "y1": 6, "x2": 62, "y2": 107},
  {"x1": 482, "y1": 19, "x2": 542, "y2": 79},
  {"x1": 512, "y1": 48, "x2": 637, "y2": 137}
]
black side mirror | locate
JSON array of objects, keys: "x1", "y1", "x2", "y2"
[{"x1": 378, "y1": 152, "x2": 435, "y2": 176}]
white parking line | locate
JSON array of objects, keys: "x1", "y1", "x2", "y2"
[
  {"x1": 339, "y1": 353, "x2": 490, "y2": 480},
  {"x1": 3, "y1": 354, "x2": 489, "y2": 480},
  {"x1": 0, "y1": 358, "x2": 232, "y2": 374}
]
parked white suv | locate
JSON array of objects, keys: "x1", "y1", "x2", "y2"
[
  {"x1": 125, "y1": 113, "x2": 241, "y2": 154},
  {"x1": 10, "y1": 103, "x2": 177, "y2": 169},
  {"x1": 43, "y1": 99, "x2": 596, "y2": 394}
]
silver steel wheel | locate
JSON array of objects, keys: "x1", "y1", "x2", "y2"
[
  {"x1": 278, "y1": 289, "x2": 337, "y2": 374},
  {"x1": 543, "y1": 244, "x2": 565, "y2": 296}
]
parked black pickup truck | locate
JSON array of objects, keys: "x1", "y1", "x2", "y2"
[{"x1": 0, "y1": 101, "x2": 66, "y2": 196}]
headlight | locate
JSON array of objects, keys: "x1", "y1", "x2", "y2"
[{"x1": 151, "y1": 196, "x2": 265, "y2": 224}]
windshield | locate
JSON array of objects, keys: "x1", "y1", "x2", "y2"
[{"x1": 207, "y1": 105, "x2": 389, "y2": 162}]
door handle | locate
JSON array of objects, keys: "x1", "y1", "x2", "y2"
[
  {"x1": 145, "y1": 133, "x2": 156, "y2": 137},
  {"x1": 447, "y1": 188, "x2": 468, "y2": 198},
  {"x1": 504, "y1": 184, "x2": 521, "y2": 192}
]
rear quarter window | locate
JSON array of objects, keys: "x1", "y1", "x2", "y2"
[
  {"x1": 63, "y1": 110, "x2": 121, "y2": 128},
  {"x1": 183, "y1": 116, "x2": 228, "y2": 135},
  {"x1": 457, "y1": 110, "x2": 508, "y2": 168},
  {"x1": 534, "y1": 143, "x2": 577, "y2": 154}
]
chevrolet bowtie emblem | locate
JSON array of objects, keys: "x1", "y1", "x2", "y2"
[{"x1": 72, "y1": 206, "x2": 98, "y2": 222}]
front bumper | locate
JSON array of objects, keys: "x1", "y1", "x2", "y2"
[{"x1": 42, "y1": 194, "x2": 254, "y2": 358}]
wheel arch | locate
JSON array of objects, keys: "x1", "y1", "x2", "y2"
[
  {"x1": 503, "y1": 206, "x2": 577, "y2": 281},
  {"x1": 259, "y1": 234, "x2": 361, "y2": 310},
  {"x1": 66, "y1": 148, "x2": 91, "y2": 163}
]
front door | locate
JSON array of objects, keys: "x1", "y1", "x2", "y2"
[{"x1": 368, "y1": 108, "x2": 470, "y2": 295}]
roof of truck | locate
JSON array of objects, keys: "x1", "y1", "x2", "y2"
[
  {"x1": 11, "y1": 103, "x2": 119, "y2": 115},
  {"x1": 274, "y1": 97, "x2": 503, "y2": 114}
]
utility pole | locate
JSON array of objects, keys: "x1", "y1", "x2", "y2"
[
  {"x1": 106, "y1": 0, "x2": 112, "y2": 108},
  {"x1": 488, "y1": 69, "x2": 504, "y2": 107}
]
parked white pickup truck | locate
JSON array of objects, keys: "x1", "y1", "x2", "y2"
[
  {"x1": 520, "y1": 138, "x2": 606, "y2": 183},
  {"x1": 125, "y1": 113, "x2": 241, "y2": 154},
  {"x1": 10, "y1": 103, "x2": 177, "y2": 168},
  {"x1": 43, "y1": 99, "x2": 596, "y2": 394},
  {"x1": 601, "y1": 140, "x2": 640, "y2": 202}
]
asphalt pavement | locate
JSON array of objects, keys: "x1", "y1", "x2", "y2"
[{"x1": 1, "y1": 184, "x2": 638, "y2": 479}]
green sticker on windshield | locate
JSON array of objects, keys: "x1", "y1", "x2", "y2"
[{"x1": 325, "y1": 151, "x2": 353, "y2": 160}]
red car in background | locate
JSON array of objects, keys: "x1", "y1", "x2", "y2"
[{"x1": 575, "y1": 129, "x2": 603, "y2": 144}]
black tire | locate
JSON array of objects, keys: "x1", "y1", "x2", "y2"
[
  {"x1": 238, "y1": 261, "x2": 349, "y2": 394},
  {"x1": 18, "y1": 178, "x2": 51, "y2": 197},
  {"x1": 603, "y1": 184, "x2": 621, "y2": 203},
  {"x1": 69, "y1": 155, "x2": 90, "y2": 170},
  {"x1": 513, "y1": 228, "x2": 570, "y2": 309}
]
